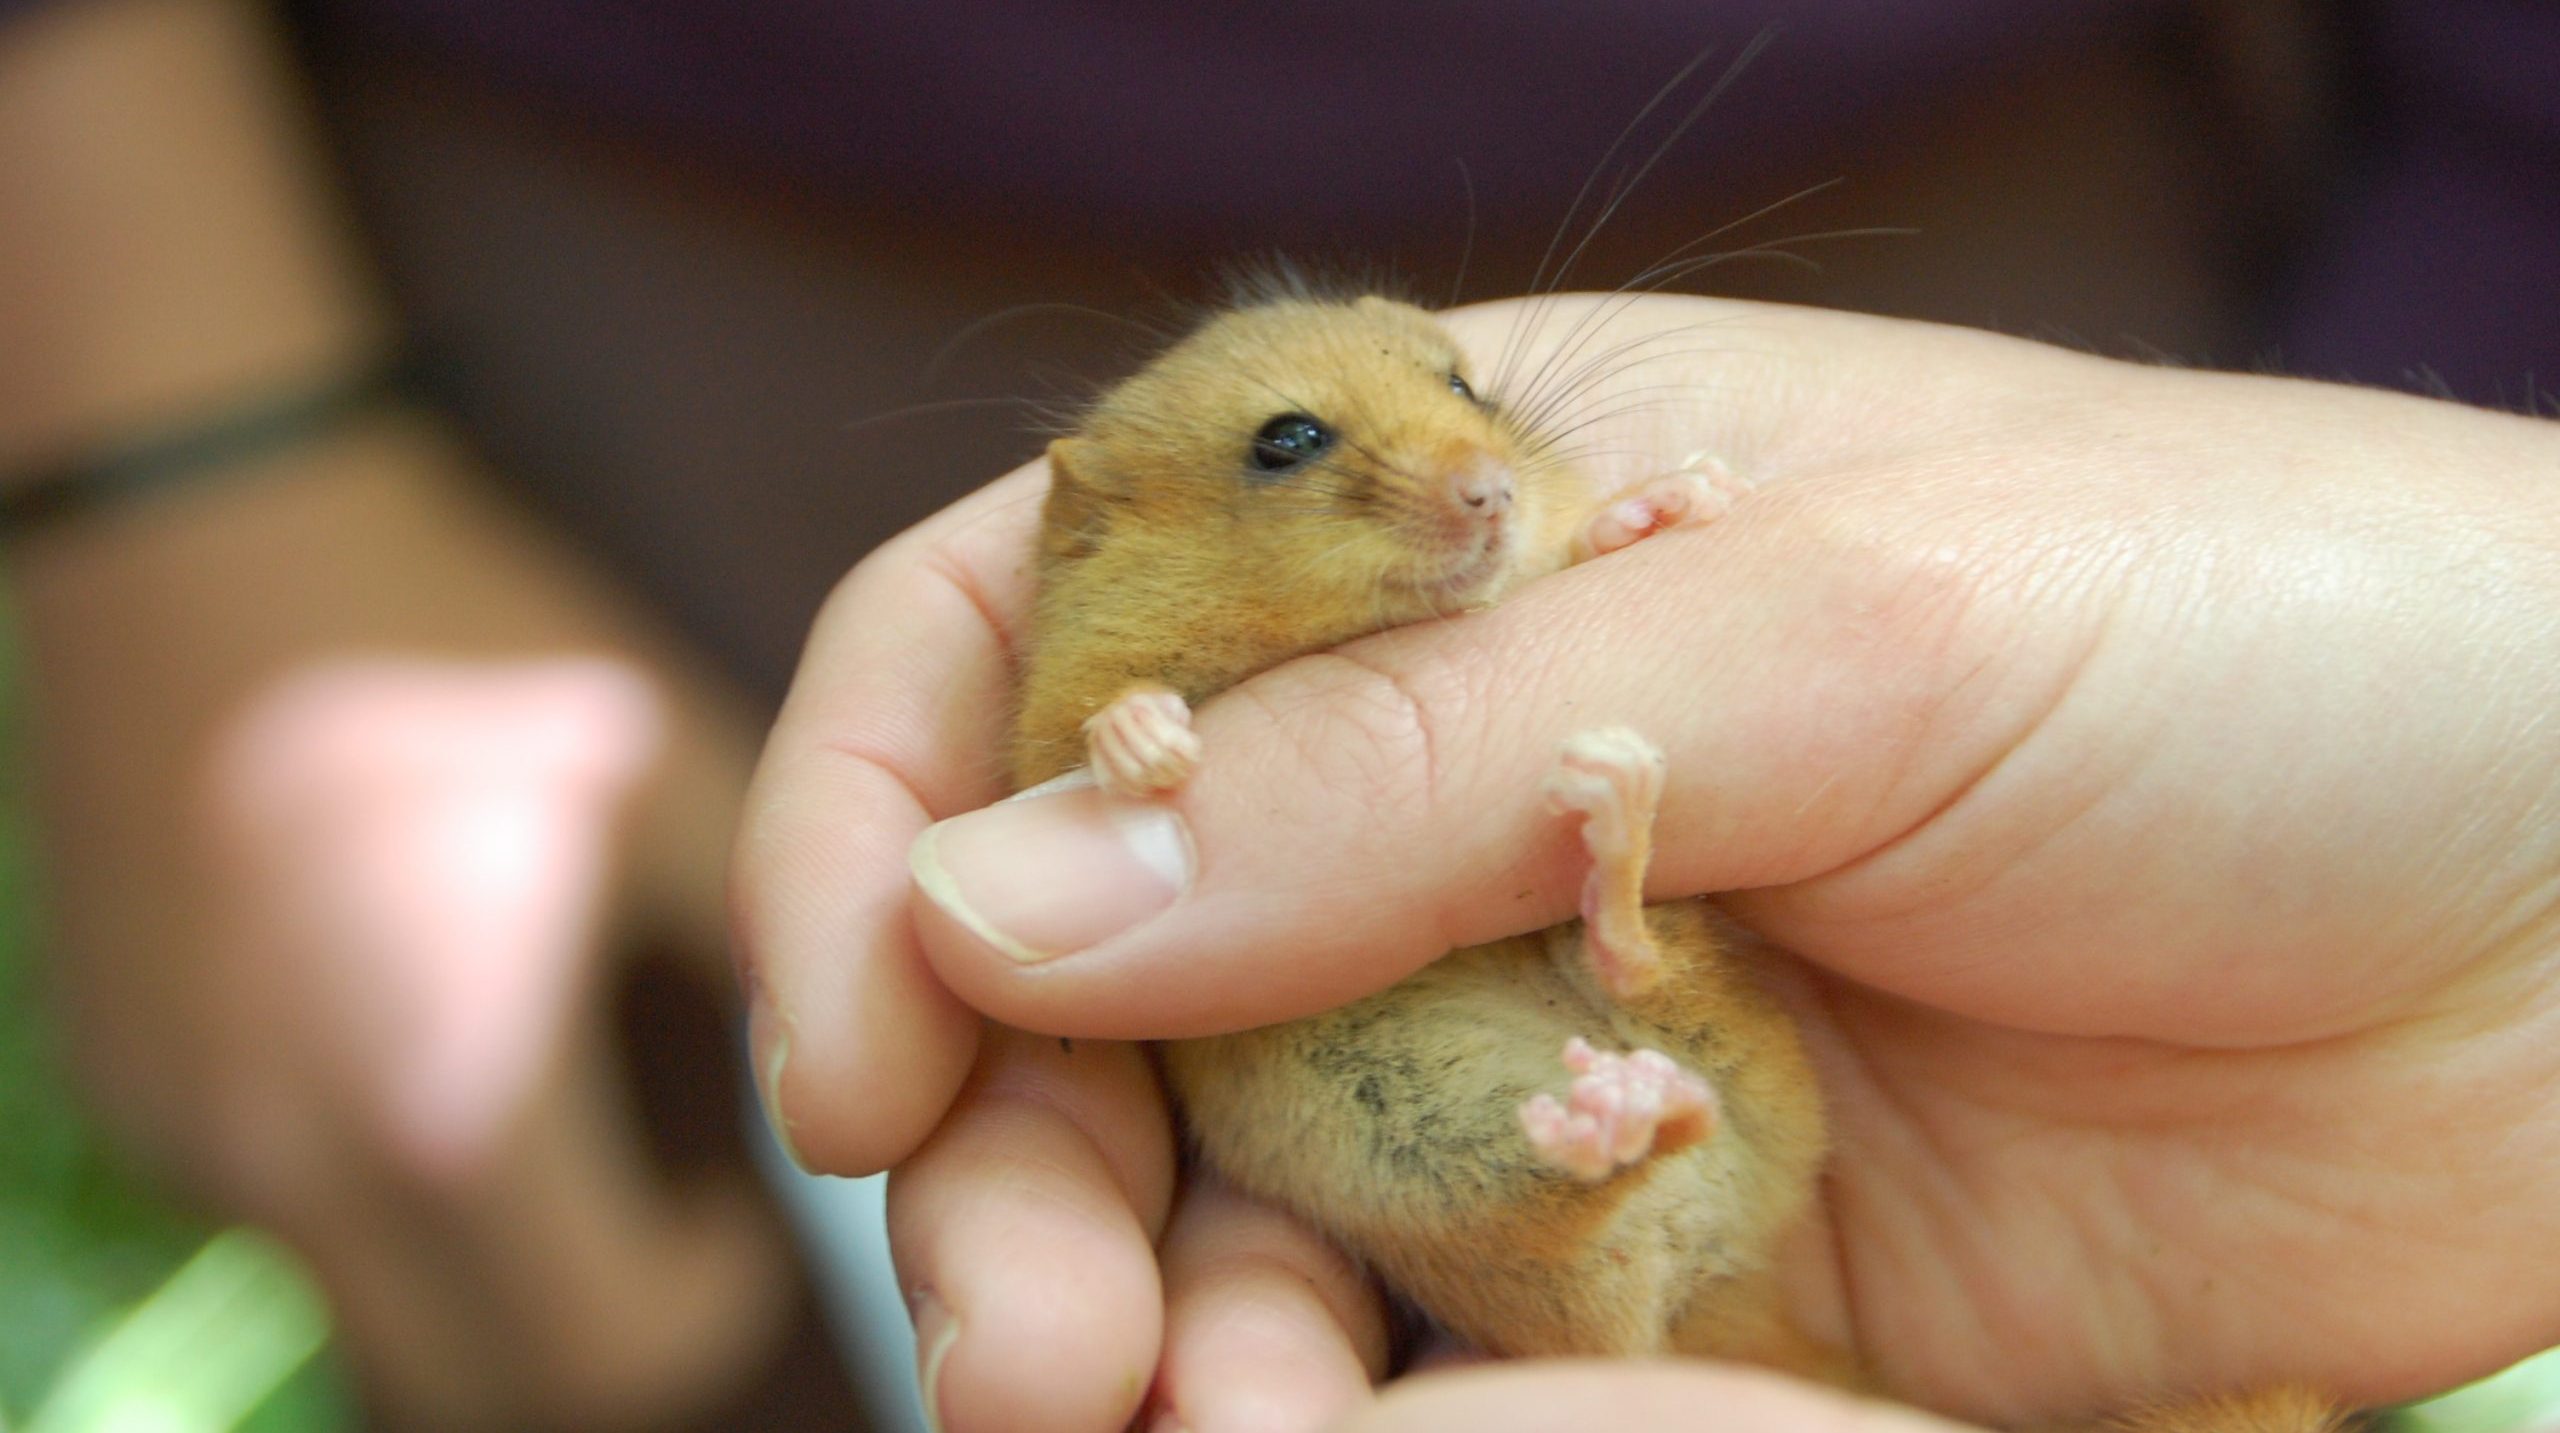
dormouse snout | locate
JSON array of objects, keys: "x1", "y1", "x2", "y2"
[{"x1": 1452, "y1": 459, "x2": 1517, "y2": 514}]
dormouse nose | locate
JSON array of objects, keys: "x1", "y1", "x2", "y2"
[{"x1": 1452, "y1": 459, "x2": 1516, "y2": 513}]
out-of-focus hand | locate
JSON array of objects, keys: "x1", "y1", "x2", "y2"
[
  {"x1": 200, "y1": 658, "x2": 654, "y2": 1188},
  {"x1": 112, "y1": 656, "x2": 784, "y2": 1428},
  {"x1": 14, "y1": 416, "x2": 789, "y2": 1428},
  {"x1": 6, "y1": 5, "x2": 797, "y2": 1421},
  {"x1": 733, "y1": 296, "x2": 2560, "y2": 1432}
]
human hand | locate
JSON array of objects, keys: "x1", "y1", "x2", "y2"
[
  {"x1": 732, "y1": 295, "x2": 2560, "y2": 1431},
  {"x1": 5, "y1": 5, "x2": 801, "y2": 1419},
  {"x1": 13, "y1": 415, "x2": 796, "y2": 1426},
  {"x1": 119, "y1": 657, "x2": 785, "y2": 1427}
]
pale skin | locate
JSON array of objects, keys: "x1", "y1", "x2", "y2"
[
  {"x1": 731, "y1": 295, "x2": 2560, "y2": 1432},
  {"x1": 1093, "y1": 697, "x2": 1729, "y2": 1186}
]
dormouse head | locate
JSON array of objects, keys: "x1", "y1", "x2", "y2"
[{"x1": 1044, "y1": 295, "x2": 1560, "y2": 618}]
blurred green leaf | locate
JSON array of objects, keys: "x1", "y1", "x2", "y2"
[
  {"x1": 0, "y1": 601, "x2": 344, "y2": 1430},
  {"x1": 26, "y1": 1230, "x2": 327, "y2": 1433}
]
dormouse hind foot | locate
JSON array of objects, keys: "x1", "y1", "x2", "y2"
[
  {"x1": 1083, "y1": 685, "x2": 1200, "y2": 796},
  {"x1": 1545, "y1": 727, "x2": 1670, "y2": 1000},
  {"x1": 1518, "y1": 1036, "x2": 1719, "y2": 1182},
  {"x1": 1574, "y1": 451, "x2": 1753, "y2": 562}
]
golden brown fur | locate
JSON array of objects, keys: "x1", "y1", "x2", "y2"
[
  {"x1": 1005, "y1": 293, "x2": 2336, "y2": 1433},
  {"x1": 1160, "y1": 902, "x2": 1837, "y2": 1374},
  {"x1": 1012, "y1": 294, "x2": 1833, "y2": 1367},
  {"x1": 1013, "y1": 296, "x2": 1580, "y2": 781}
]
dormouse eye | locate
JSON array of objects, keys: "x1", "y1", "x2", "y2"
[
  {"x1": 1251, "y1": 413, "x2": 1336, "y2": 474},
  {"x1": 1447, "y1": 372, "x2": 1477, "y2": 402}
]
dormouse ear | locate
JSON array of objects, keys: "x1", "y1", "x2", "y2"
[{"x1": 1040, "y1": 436, "x2": 1108, "y2": 563}]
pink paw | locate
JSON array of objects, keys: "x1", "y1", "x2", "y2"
[
  {"x1": 1081, "y1": 687, "x2": 1200, "y2": 796},
  {"x1": 1544, "y1": 728, "x2": 1666, "y2": 831},
  {"x1": 1544, "y1": 727, "x2": 1668, "y2": 1001},
  {"x1": 1517, "y1": 1037, "x2": 1718, "y2": 1182},
  {"x1": 1575, "y1": 452, "x2": 1752, "y2": 561}
]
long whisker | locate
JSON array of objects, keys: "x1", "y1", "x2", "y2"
[
  {"x1": 1634, "y1": 226, "x2": 1913, "y2": 291},
  {"x1": 1542, "y1": 27, "x2": 1779, "y2": 308},
  {"x1": 922, "y1": 303, "x2": 1177, "y2": 391},
  {"x1": 1493, "y1": 40, "x2": 1734, "y2": 402},
  {"x1": 1505, "y1": 224, "x2": 1903, "y2": 444},
  {"x1": 1509, "y1": 217, "x2": 1894, "y2": 431},
  {"x1": 1496, "y1": 29, "x2": 1778, "y2": 407},
  {"x1": 1450, "y1": 158, "x2": 1479, "y2": 311},
  {"x1": 1520, "y1": 399, "x2": 1695, "y2": 457},
  {"x1": 1519, "y1": 232, "x2": 1897, "y2": 424},
  {"x1": 1507, "y1": 328, "x2": 1733, "y2": 439},
  {"x1": 841, "y1": 394, "x2": 1073, "y2": 437},
  {"x1": 1507, "y1": 326, "x2": 1751, "y2": 442},
  {"x1": 1505, "y1": 178, "x2": 1843, "y2": 414},
  {"x1": 1616, "y1": 180, "x2": 1849, "y2": 290},
  {"x1": 1512, "y1": 339, "x2": 1747, "y2": 441}
]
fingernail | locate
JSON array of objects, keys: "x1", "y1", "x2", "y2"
[
  {"x1": 912, "y1": 1287, "x2": 959, "y2": 1433},
  {"x1": 909, "y1": 782, "x2": 1194, "y2": 964},
  {"x1": 746, "y1": 995, "x2": 807, "y2": 1173}
]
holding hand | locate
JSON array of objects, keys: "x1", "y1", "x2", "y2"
[{"x1": 733, "y1": 296, "x2": 2560, "y2": 1432}]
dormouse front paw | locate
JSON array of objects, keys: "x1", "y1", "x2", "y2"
[
  {"x1": 1573, "y1": 451, "x2": 1753, "y2": 562},
  {"x1": 1082, "y1": 685, "x2": 1201, "y2": 797},
  {"x1": 1518, "y1": 1037, "x2": 1719, "y2": 1182}
]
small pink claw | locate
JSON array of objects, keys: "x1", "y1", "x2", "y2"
[
  {"x1": 1575, "y1": 453, "x2": 1753, "y2": 561},
  {"x1": 1081, "y1": 687, "x2": 1201, "y2": 796}
]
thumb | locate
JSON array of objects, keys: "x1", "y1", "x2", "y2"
[
  {"x1": 905, "y1": 489, "x2": 2044, "y2": 1040},
  {"x1": 894, "y1": 298, "x2": 2053, "y2": 1041},
  {"x1": 905, "y1": 320, "x2": 2556, "y2": 1049}
]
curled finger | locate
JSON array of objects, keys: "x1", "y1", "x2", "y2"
[
  {"x1": 731, "y1": 463, "x2": 1047, "y2": 1175},
  {"x1": 1151, "y1": 1175, "x2": 1389, "y2": 1433},
  {"x1": 886, "y1": 1026, "x2": 1175, "y2": 1433}
]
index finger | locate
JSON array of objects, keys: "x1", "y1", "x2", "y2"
[{"x1": 730, "y1": 461, "x2": 1047, "y2": 1175}]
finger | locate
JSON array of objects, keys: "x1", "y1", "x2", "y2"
[
  {"x1": 886, "y1": 1026, "x2": 1176, "y2": 1433},
  {"x1": 902, "y1": 392, "x2": 2051, "y2": 1039},
  {"x1": 1151, "y1": 1177, "x2": 1389, "y2": 1433},
  {"x1": 730, "y1": 464, "x2": 1048, "y2": 1175},
  {"x1": 1335, "y1": 1360, "x2": 1984, "y2": 1433}
]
